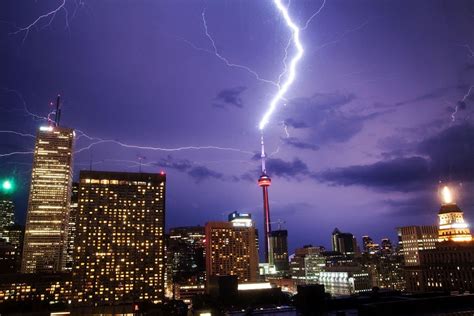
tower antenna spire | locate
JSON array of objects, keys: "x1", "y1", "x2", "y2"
[
  {"x1": 55, "y1": 95, "x2": 61, "y2": 126},
  {"x1": 260, "y1": 131, "x2": 267, "y2": 175},
  {"x1": 258, "y1": 130, "x2": 272, "y2": 263}
]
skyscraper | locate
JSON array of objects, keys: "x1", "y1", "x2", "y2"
[
  {"x1": 0, "y1": 200, "x2": 14, "y2": 231},
  {"x1": 205, "y1": 221, "x2": 258, "y2": 284},
  {"x1": 168, "y1": 226, "x2": 205, "y2": 284},
  {"x1": 362, "y1": 235, "x2": 379, "y2": 254},
  {"x1": 168, "y1": 226, "x2": 206, "y2": 302},
  {"x1": 397, "y1": 225, "x2": 438, "y2": 266},
  {"x1": 22, "y1": 125, "x2": 74, "y2": 273},
  {"x1": 65, "y1": 182, "x2": 79, "y2": 272},
  {"x1": 269, "y1": 230, "x2": 289, "y2": 272},
  {"x1": 437, "y1": 186, "x2": 472, "y2": 242},
  {"x1": 332, "y1": 228, "x2": 357, "y2": 255},
  {"x1": 73, "y1": 170, "x2": 166, "y2": 305},
  {"x1": 258, "y1": 135, "x2": 272, "y2": 263}
]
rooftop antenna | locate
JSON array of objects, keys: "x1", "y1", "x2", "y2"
[
  {"x1": 137, "y1": 155, "x2": 146, "y2": 173},
  {"x1": 55, "y1": 95, "x2": 62, "y2": 126}
]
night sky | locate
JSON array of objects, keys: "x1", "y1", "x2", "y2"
[{"x1": 1, "y1": 0, "x2": 474, "y2": 253}]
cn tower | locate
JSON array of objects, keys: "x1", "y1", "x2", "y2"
[{"x1": 258, "y1": 133, "x2": 272, "y2": 263}]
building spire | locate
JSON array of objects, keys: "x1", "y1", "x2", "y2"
[{"x1": 260, "y1": 131, "x2": 266, "y2": 175}]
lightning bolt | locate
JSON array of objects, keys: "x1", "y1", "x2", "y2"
[
  {"x1": 259, "y1": 0, "x2": 304, "y2": 130},
  {"x1": 201, "y1": 9, "x2": 279, "y2": 88},
  {"x1": 1, "y1": 88, "x2": 48, "y2": 121},
  {"x1": 451, "y1": 86, "x2": 474, "y2": 122},
  {"x1": 0, "y1": 131, "x2": 35, "y2": 138},
  {"x1": 461, "y1": 44, "x2": 474, "y2": 59},
  {"x1": 10, "y1": 0, "x2": 70, "y2": 44},
  {"x1": 302, "y1": 0, "x2": 327, "y2": 31},
  {"x1": 74, "y1": 138, "x2": 254, "y2": 155},
  {"x1": 0, "y1": 151, "x2": 34, "y2": 158}
]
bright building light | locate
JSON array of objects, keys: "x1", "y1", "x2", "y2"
[
  {"x1": 441, "y1": 186, "x2": 453, "y2": 204},
  {"x1": 237, "y1": 282, "x2": 272, "y2": 291}
]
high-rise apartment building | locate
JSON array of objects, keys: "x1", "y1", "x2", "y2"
[
  {"x1": 22, "y1": 125, "x2": 74, "y2": 273},
  {"x1": 205, "y1": 221, "x2": 258, "y2": 284},
  {"x1": 73, "y1": 171, "x2": 166, "y2": 305},
  {"x1": 397, "y1": 225, "x2": 438, "y2": 266},
  {"x1": 332, "y1": 228, "x2": 357, "y2": 255}
]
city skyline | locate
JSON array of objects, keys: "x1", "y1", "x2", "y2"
[{"x1": 1, "y1": 0, "x2": 474, "y2": 253}]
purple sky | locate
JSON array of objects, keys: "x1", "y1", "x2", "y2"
[{"x1": 1, "y1": 0, "x2": 474, "y2": 252}]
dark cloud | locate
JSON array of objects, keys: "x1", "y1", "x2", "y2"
[
  {"x1": 315, "y1": 156, "x2": 431, "y2": 192},
  {"x1": 213, "y1": 86, "x2": 247, "y2": 108},
  {"x1": 289, "y1": 92, "x2": 356, "y2": 109},
  {"x1": 155, "y1": 155, "x2": 224, "y2": 182},
  {"x1": 394, "y1": 86, "x2": 457, "y2": 107},
  {"x1": 281, "y1": 92, "x2": 386, "y2": 145},
  {"x1": 241, "y1": 157, "x2": 310, "y2": 181},
  {"x1": 284, "y1": 118, "x2": 308, "y2": 129},
  {"x1": 315, "y1": 124, "x2": 474, "y2": 191},
  {"x1": 395, "y1": 85, "x2": 468, "y2": 106},
  {"x1": 383, "y1": 194, "x2": 438, "y2": 218},
  {"x1": 266, "y1": 158, "x2": 310, "y2": 179},
  {"x1": 187, "y1": 166, "x2": 223, "y2": 181},
  {"x1": 283, "y1": 137, "x2": 319, "y2": 151}
]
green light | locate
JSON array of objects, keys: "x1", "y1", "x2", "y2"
[{"x1": 1, "y1": 180, "x2": 14, "y2": 193}]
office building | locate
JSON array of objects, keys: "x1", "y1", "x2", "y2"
[
  {"x1": 0, "y1": 200, "x2": 14, "y2": 231},
  {"x1": 319, "y1": 267, "x2": 371, "y2": 297},
  {"x1": 65, "y1": 182, "x2": 79, "y2": 272},
  {"x1": 168, "y1": 226, "x2": 206, "y2": 302},
  {"x1": 22, "y1": 125, "x2": 74, "y2": 273},
  {"x1": 73, "y1": 170, "x2": 166, "y2": 305},
  {"x1": 269, "y1": 230, "x2": 289, "y2": 272},
  {"x1": 397, "y1": 225, "x2": 438, "y2": 266},
  {"x1": 205, "y1": 221, "x2": 258, "y2": 284},
  {"x1": 0, "y1": 273, "x2": 71, "y2": 304},
  {"x1": 362, "y1": 235, "x2": 379, "y2": 254},
  {"x1": 290, "y1": 245, "x2": 325, "y2": 285},
  {"x1": 380, "y1": 238, "x2": 394, "y2": 255},
  {"x1": 332, "y1": 228, "x2": 357, "y2": 255}
]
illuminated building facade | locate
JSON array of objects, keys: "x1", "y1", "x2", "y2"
[
  {"x1": 228, "y1": 211, "x2": 253, "y2": 227},
  {"x1": 437, "y1": 186, "x2": 472, "y2": 242},
  {"x1": 290, "y1": 246, "x2": 325, "y2": 285},
  {"x1": 0, "y1": 273, "x2": 71, "y2": 304},
  {"x1": 205, "y1": 221, "x2": 258, "y2": 284},
  {"x1": 397, "y1": 225, "x2": 438, "y2": 266},
  {"x1": 406, "y1": 241, "x2": 474, "y2": 292},
  {"x1": 380, "y1": 238, "x2": 394, "y2": 255},
  {"x1": 22, "y1": 125, "x2": 74, "y2": 274},
  {"x1": 332, "y1": 228, "x2": 357, "y2": 255},
  {"x1": 0, "y1": 200, "x2": 14, "y2": 230},
  {"x1": 65, "y1": 182, "x2": 79, "y2": 272},
  {"x1": 0, "y1": 224, "x2": 23, "y2": 273},
  {"x1": 319, "y1": 268, "x2": 371, "y2": 297},
  {"x1": 269, "y1": 230, "x2": 289, "y2": 272},
  {"x1": 168, "y1": 226, "x2": 206, "y2": 302},
  {"x1": 73, "y1": 170, "x2": 166, "y2": 305},
  {"x1": 362, "y1": 235, "x2": 379, "y2": 254}
]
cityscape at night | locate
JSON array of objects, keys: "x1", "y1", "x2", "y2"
[{"x1": 1, "y1": 0, "x2": 474, "y2": 315}]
